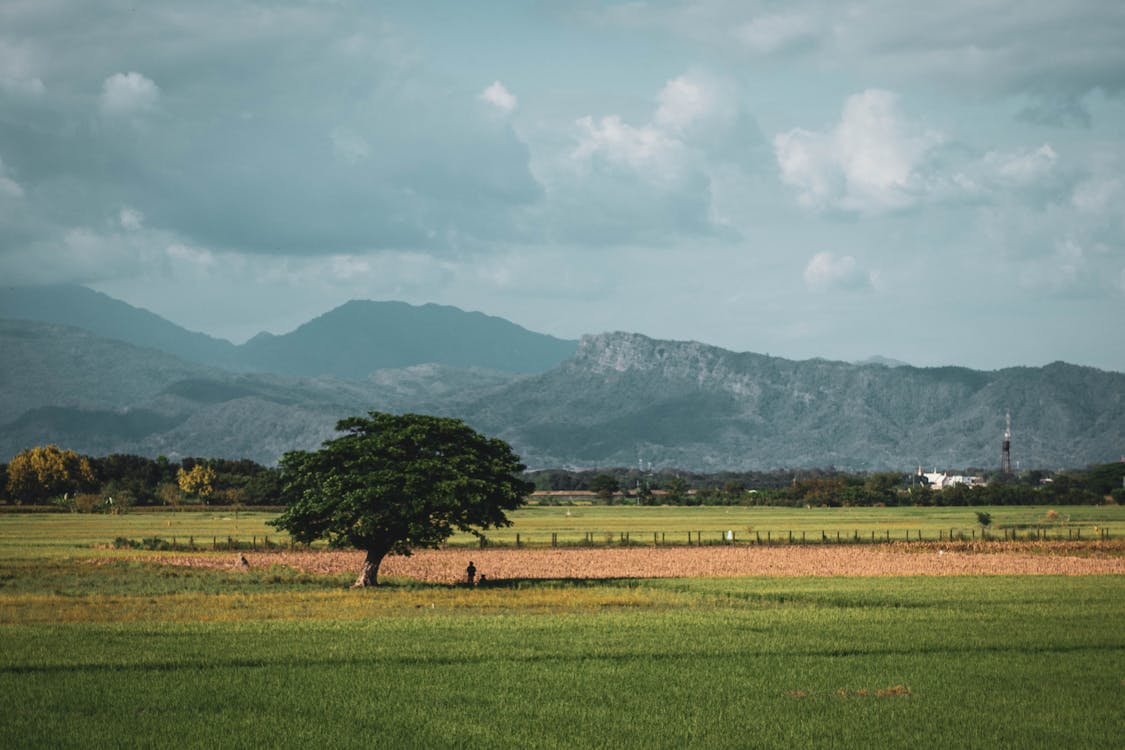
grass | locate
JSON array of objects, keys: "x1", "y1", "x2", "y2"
[
  {"x1": 0, "y1": 556, "x2": 1122, "y2": 748},
  {"x1": 2, "y1": 504, "x2": 1120, "y2": 556},
  {"x1": 1, "y1": 511, "x2": 1122, "y2": 748}
]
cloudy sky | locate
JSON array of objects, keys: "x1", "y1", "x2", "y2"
[{"x1": 2, "y1": 1, "x2": 1123, "y2": 371}]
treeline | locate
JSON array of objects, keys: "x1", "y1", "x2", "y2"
[
  {"x1": 530, "y1": 463, "x2": 1125, "y2": 507},
  {"x1": 0, "y1": 445, "x2": 281, "y2": 510},
  {"x1": 3, "y1": 444, "x2": 1122, "y2": 510}
]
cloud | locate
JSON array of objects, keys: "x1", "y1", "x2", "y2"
[
  {"x1": 0, "y1": 39, "x2": 46, "y2": 96},
  {"x1": 0, "y1": 156, "x2": 24, "y2": 200},
  {"x1": 479, "y1": 81, "x2": 517, "y2": 113},
  {"x1": 118, "y1": 207, "x2": 144, "y2": 231},
  {"x1": 734, "y1": 11, "x2": 820, "y2": 55},
  {"x1": 775, "y1": 90, "x2": 943, "y2": 213},
  {"x1": 99, "y1": 72, "x2": 160, "y2": 117},
  {"x1": 803, "y1": 251, "x2": 872, "y2": 292},
  {"x1": 593, "y1": 1, "x2": 1125, "y2": 116},
  {"x1": 572, "y1": 115, "x2": 685, "y2": 182}
]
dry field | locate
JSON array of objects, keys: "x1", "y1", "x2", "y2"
[{"x1": 156, "y1": 540, "x2": 1125, "y2": 583}]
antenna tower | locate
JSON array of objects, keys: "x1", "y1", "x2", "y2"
[{"x1": 1001, "y1": 412, "x2": 1012, "y2": 474}]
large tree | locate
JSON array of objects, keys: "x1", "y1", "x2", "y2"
[{"x1": 270, "y1": 412, "x2": 533, "y2": 586}]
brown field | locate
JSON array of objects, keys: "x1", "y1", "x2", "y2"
[{"x1": 154, "y1": 540, "x2": 1125, "y2": 583}]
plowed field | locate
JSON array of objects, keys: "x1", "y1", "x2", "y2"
[{"x1": 156, "y1": 541, "x2": 1125, "y2": 583}]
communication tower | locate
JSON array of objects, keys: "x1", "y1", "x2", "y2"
[{"x1": 1001, "y1": 412, "x2": 1012, "y2": 474}]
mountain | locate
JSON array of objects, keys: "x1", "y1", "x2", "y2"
[
  {"x1": 451, "y1": 333, "x2": 1125, "y2": 471},
  {"x1": 237, "y1": 300, "x2": 578, "y2": 377},
  {"x1": 1, "y1": 321, "x2": 1121, "y2": 471},
  {"x1": 0, "y1": 320, "x2": 517, "y2": 464},
  {"x1": 0, "y1": 285, "x2": 577, "y2": 377},
  {"x1": 0, "y1": 284, "x2": 239, "y2": 367}
]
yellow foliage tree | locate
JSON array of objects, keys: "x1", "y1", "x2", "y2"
[
  {"x1": 177, "y1": 464, "x2": 216, "y2": 501},
  {"x1": 6, "y1": 445, "x2": 96, "y2": 503}
]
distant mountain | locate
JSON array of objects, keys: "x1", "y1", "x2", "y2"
[
  {"x1": 0, "y1": 320, "x2": 517, "y2": 463},
  {"x1": 0, "y1": 284, "x2": 239, "y2": 366},
  {"x1": 855, "y1": 355, "x2": 910, "y2": 368},
  {"x1": 451, "y1": 333, "x2": 1125, "y2": 471},
  {"x1": 1, "y1": 320, "x2": 1121, "y2": 471},
  {"x1": 237, "y1": 300, "x2": 578, "y2": 377},
  {"x1": 0, "y1": 285, "x2": 577, "y2": 377}
]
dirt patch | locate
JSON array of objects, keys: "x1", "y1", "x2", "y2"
[{"x1": 152, "y1": 541, "x2": 1125, "y2": 583}]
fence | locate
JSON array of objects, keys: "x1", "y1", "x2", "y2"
[
  {"x1": 107, "y1": 526, "x2": 1114, "y2": 552},
  {"x1": 470, "y1": 525, "x2": 1114, "y2": 549}
]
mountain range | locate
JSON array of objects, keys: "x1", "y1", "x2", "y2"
[
  {"x1": 0, "y1": 285, "x2": 577, "y2": 376},
  {"x1": 1, "y1": 285, "x2": 1122, "y2": 470}
]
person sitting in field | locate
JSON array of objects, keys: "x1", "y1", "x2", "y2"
[{"x1": 477, "y1": 574, "x2": 487, "y2": 587}]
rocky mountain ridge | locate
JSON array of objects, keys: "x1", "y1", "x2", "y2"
[{"x1": 0, "y1": 300, "x2": 1121, "y2": 471}]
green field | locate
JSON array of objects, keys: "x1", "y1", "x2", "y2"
[
  {"x1": 2, "y1": 504, "x2": 1122, "y2": 557},
  {"x1": 1, "y1": 510, "x2": 1123, "y2": 748}
]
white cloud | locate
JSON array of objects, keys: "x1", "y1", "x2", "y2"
[
  {"x1": 99, "y1": 72, "x2": 160, "y2": 117},
  {"x1": 987, "y1": 144, "x2": 1057, "y2": 186},
  {"x1": 655, "y1": 73, "x2": 720, "y2": 134},
  {"x1": 479, "y1": 81, "x2": 518, "y2": 113},
  {"x1": 118, "y1": 207, "x2": 144, "y2": 231},
  {"x1": 775, "y1": 90, "x2": 944, "y2": 214},
  {"x1": 572, "y1": 114, "x2": 684, "y2": 180},
  {"x1": 803, "y1": 251, "x2": 872, "y2": 292},
  {"x1": 166, "y1": 243, "x2": 217, "y2": 273}
]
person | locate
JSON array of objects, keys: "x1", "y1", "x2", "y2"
[
  {"x1": 466, "y1": 560, "x2": 477, "y2": 586},
  {"x1": 477, "y1": 574, "x2": 487, "y2": 587}
]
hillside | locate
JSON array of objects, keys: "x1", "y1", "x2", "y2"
[
  {"x1": 454, "y1": 333, "x2": 1125, "y2": 471},
  {"x1": 1, "y1": 321, "x2": 1120, "y2": 471},
  {"x1": 0, "y1": 285, "x2": 577, "y2": 376},
  {"x1": 0, "y1": 285, "x2": 239, "y2": 367},
  {"x1": 0, "y1": 320, "x2": 517, "y2": 464},
  {"x1": 237, "y1": 300, "x2": 578, "y2": 377}
]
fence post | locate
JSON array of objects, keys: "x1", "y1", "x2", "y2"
[
  {"x1": 802, "y1": 531, "x2": 806, "y2": 544},
  {"x1": 836, "y1": 531, "x2": 840, "y2": 543},
  {"x1": 789, "y1": 530, "x2": 793, "y2": 544},
  {"x1": 213, "y1": 536, "x2": 216, "y2": 550},
  {"x1": 516, "y1": 533, "x2": 521, "y2": 548},
  {"x1": 654, "y1": 532, "x2": 658, "y2": 546},
  {"x1": 767, "y1": 531, "x2": 771, "y2": 545},
  {"x1": 552, "y1": 532, "x2": 557, "y2": 547}
]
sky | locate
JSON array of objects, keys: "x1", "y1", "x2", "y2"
[{"x1": 1, "y1": 0, "x2": 1124, "y2": 372}]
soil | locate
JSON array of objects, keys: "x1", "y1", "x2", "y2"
[{"x1": 153, "y1": 540, "x2": 1125, "y2": 583}]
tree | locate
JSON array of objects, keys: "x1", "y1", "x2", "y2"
[
  {"x1": 6, "y1": 445, "x2": 96, "y2": 503},
  {"x1": 663, "y1": 476, "x2": 688, "y2": 504},
  {"x1": 975, "y1": 511, "x2": 993, "y2": 528},
  {"x1": 177, "y1": 464, "x2": 216, "y2": 502},
  {"x1": 590, "y1": 474, "x2": 620, "y2": 504},
  {"x1": 269, "y1": 412, "x2": 533, "y2": 587}
]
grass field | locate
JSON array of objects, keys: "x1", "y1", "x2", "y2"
[
  {"x1": 2, "y1": 504, "x2": 1121, "y2": 557},
  {"x1": 1, "y1": 509, "x2": 1122, "y2": 748}
]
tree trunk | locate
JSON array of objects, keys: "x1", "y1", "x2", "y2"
[{"x1": 353, "y1": 547, "x2": 387, "y2": 587}]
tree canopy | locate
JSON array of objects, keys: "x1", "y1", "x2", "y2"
[{"x1": 269, "y1": 412, "x2": 533, "y2": 586}]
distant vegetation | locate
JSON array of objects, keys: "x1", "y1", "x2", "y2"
[
  {"x1": 3, "y1": 444, "x2": 1122, "y2": 510},
  {"x1": 529, "y1": 463, "x2": 1125, "y2": 507},
  {"x1": 0, "y1": 446, "x2": 281, "y2": 510}
]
